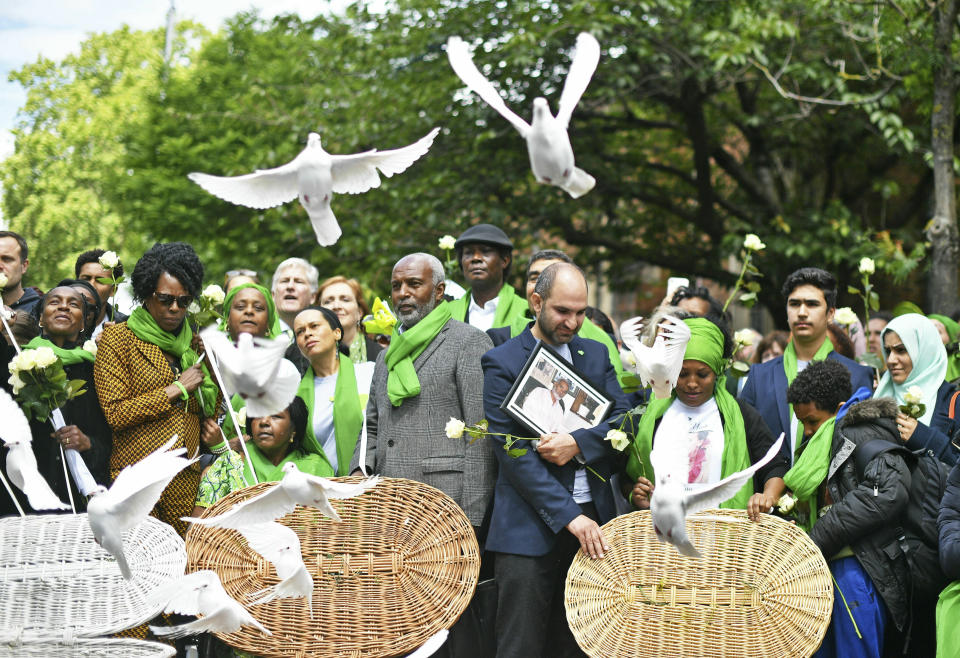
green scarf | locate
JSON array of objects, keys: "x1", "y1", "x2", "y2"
[
  {"x1": 449, "y1": 284, "x2": 528, "y2": 329},
  {"x1": 296, "y1": 352, "x2": 363, "y2": 476},
  {"x1": 126, "y1": 306, "x2": 219, "y2": 416},
  {"x1": 348, "y1": 331, "x2": 367, "y2": 365},
  {"x1": 242, "y1": 442, "x2": 330, "y2": 482},
  {"x1": 384, "y1": 301, "x2": 452, "y2": 406},
  {"x1": 929, "y1": 314, "x2": 960, "y2": 382},
  {"x1": 783, "y1": 415, "x2": 836, "y2": 531},
  {"x1": 218, "y1": 283, "x2": 283, "y2": 339},
  {"x1": 626, "y1": 318, "x2": 753, "y2": 509},
  {"x1": 25, "y1": 336, "x2": 94, "y2": 365},
  {"x1": 783, "y1": 337, "x2": 834, "y2": 446}
]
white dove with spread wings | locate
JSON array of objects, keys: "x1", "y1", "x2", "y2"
[
  {"x1": 447, "y1": 33, "x2": 600, "y2": 198},
  {"x1": 149, "y1": 570, "x2": 272, "y2": 639},
  {"x1": 188, "y1": 127, "x2": 440, "y2": 246},
  {"x1": 0, "y1": 389, "x2": 70, "y2": 511},
  {"x1": 620, "y1": 315, "x2": 692, "y2": 399},
  {"x1": 650, "y1": 432, "x2": 785, "y2": 558},
  {"x1": 200, "y1": 327, "x2": 299, "y2": 418},
  {"x1": 184, "y1": 464, "x2": 380, "y2": 529},
  {"x1": 87, "y1": 435, "x2": 197, "y2": 579},
  {"x1": 240, "y1": 522, "x2": 314, "y2": 615}
]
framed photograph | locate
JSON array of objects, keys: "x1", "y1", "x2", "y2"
[{"x1": 500, "y1": 341, "x2": 615, "y2": 436}]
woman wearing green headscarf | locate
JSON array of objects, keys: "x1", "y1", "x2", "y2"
[
  {"x1": 929, "y1": 313, "x2": 960, "y2": 383},
  {"x1": 625, "y1": 317, "x2": 789, "y2": 518},
  {"x1": 876, "y1": 313, "x2": 960, "y2": 465}
]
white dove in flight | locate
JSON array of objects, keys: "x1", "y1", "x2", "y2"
[
  {"x1": 650, "y1": 432, "x2": 785, "y2": 558},
  {"x1": 446, "y1": 32, "x2": 600, "y2": 198},
  {"x1": 239, "y1": 522, "x2": 314, "y2": 615},
  {"x1": 619, "y1": 315, "x2": 692, "y2": 399},
  {"x1": 200, "y1": 327, "x2": 300, "y2": 418},
  {"x1": 87, "y1": 435, "x2": 197, "y2": 579},
  {"x1": 0, "y1": 389, "x2": 70, "y2": 511},
  {"x1": 184, "y1": 464, "x2": 380, "y2": 529},
  {"x1": 149, "y1": 570, "x2": 272, "y2": 639},
  {"x1": 188, "y1": 128, "x2": 440, "y2": 246}
]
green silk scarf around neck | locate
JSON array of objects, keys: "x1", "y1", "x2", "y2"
[
  {"x1": 218, "y1": 282, "x2": 283, "y2": 339},
  {"x1": 783, "y1": 415, "x2": 836, "y2": 531},
  {"x1": 384, "y1": 301, "x2": 452, "y2": 406},
  {"x1": 242, "y1": 442, "x2": 330, "y2": 483},
  {"x1": 296, "y1": 352, "x2": 363, "y2": 476},
  {"x1": 783, "y1": 337, "x2": 834, "y2": 446},
  {"x1": 449, "y1": 284, "x2": 528, "y2": 329},
  {"x1": 126, "y1": 306, "x2": 218, "y2": 416},
  {"x1": 25, "y1": 336, "x2": 94, "y2": 365}
]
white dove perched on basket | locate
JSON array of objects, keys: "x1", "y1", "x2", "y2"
[
  {"x1": 188, "y1": 127, "x2": 440, "y2": 246},
  {"x1": 0, "y1": 388, "x2": 70, "y2": 511},
  {"x1": 149, "y1": 570, "x2": 272, "y2": 639},
  {"x1": 650, "y1": 432, "x2": 785, "y2": 558},
  {"x1": 619, "y1": 315, "x2": 692, "y2": 399},
  {"x1": 446, "y1": 32, "x2": 600, "y2": 198},
  {"x1": 200, "y1": 327, "x2": 300, "y2": 418}
]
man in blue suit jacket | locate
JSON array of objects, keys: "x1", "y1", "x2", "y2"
[
  {"x1": 740, "y1": 267, "x2": 874, "y2": 463},
  {"x1": 482, "y1": 263, "x2": 629, "y2": 657}
]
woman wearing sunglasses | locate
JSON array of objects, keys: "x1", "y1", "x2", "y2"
[{"x1": 94, "y1": 242, "x2": 220, "y2": 536}]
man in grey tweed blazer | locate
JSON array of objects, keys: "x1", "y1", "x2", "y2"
[{"x1": 350, "y1": 252, "x2": 495, "y2": 529}]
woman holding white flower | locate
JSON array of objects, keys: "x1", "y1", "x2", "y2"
[
  {"x1": 875, "y1": 313, "x2": 960, "y2": 465},
  {"x1": 18, "y1": 285, "x2": 111, "y2": 510}
]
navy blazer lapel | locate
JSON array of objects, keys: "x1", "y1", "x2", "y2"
[{"x1": 772, "y1": 356, "x2": 790, "y2": 434}]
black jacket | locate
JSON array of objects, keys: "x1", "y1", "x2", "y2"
[
  {"x1": 809, "y1": 398, "x2": 913, "y2": 630},
  {"x1": 939, "y1": 461, "x2": 960, "y2": 580},
  {"x1": 905, "y1": 380, "x2": 960, "y2": 466}
]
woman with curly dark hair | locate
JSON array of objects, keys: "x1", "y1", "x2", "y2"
[{"x1": 93, "y1": 242, "x2": 219, "y2": 536}]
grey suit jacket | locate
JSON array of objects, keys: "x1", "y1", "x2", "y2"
[{"x1": 350, "y1": 318, "x2": 495, "y2": 526}]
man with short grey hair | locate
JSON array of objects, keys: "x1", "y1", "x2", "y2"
[{"x1": 271, "y1": 257, "x2": 319, "y2": 332}]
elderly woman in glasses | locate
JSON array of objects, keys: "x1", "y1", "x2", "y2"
[{"x1": 94, "y1": 242, "x2": 220, "y2": 536}]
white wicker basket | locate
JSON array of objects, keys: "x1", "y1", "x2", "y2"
[
  {"x1": 0, "y1": 637, "x2": 175, "y2": 657},
  {"x1": 0, "y1": 513, "x2": 187, "y2": 640}
]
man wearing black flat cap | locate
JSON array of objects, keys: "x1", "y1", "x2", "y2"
[{"x1": 448, "y1": 223, "x2": 528, "y2": 332}]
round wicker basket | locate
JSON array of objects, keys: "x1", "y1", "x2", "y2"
[
  {"x1": 565, "y1": 510, "x2": 833, "y2": 658},
  {"x1": 186, "y1": 476, "x2": 480, "y2": 658},
  {"x1": 0, "y1": 513, "x2": 187, "y2": 640},
  {"x1": 0, "y1": 637, "x2": 175, "y2": 657}
]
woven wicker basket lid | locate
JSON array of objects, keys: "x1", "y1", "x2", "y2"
[
  {"x1": 186, "y1": 476, "x2": 480, "y2": 658},
  {"x1": 0, "y1": 638, "x2": 175, "y2": 657},
  {"x1": 0, "y1": 513, "x2": 187, "y2": 641},
  {"x1": 565, "y1": 509, "x2": 833, "y2": 658}
]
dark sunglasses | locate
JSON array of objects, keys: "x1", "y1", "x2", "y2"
[{"x1": 153, "y1": 292, "x2": 194, "y2": 309}]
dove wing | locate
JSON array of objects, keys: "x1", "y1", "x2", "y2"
[
  {"x1": 329, "y1": 128, "x2": 440, "y2": 195},
  {"x1": 618, "y1": 316, "x2": 645, "y2": 358},
  {"x1": 306, "y1": 474, "x2": 381, "y2": 500},
  {"x1": 199, "y1": 329, "x2": 244, "y2": 375},
  {"x1": 0, "y1": 389, "x2": 31, "y2": 446},
  {"x1": 243, "y1": 358, "x2": 301, "y2": 419},
  {"x1": 238, "y1": 522, "x2": 303, "y2": 578},
  {"x1": 185, "y1": 483, "x2": 295, "y2": 529},
  {"x1": 153, "y1": 571, "x2": 220, "y2": 616},
  {"x1": 446, "y1": 36, "x2": 530, "y2": 136},
  {"x1": 556, "y1": 32, "x2": 601, "y2": 128},
  {"x1": 683, "y1": 432, "x2": 785, "y2": 516},
  {"x1": 7, "y1": 444, "x2": 70, "y2": 510},
  {"x1": 104, "y1": 436, "x2": 195, "y2": 529},
  {"x1": 659, "y1": 315, "x2": 692, "y2": 390},
  {"x1": 188, "y1": 158, "x2": 300, "y2": 210}
]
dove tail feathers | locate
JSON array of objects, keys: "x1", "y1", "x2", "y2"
[
  {"x1": 563, "y1": 167, "x2": 595, "y2": 198},
  {"x1": 308, "y1": 203, "x2": 342, "y2": 246},
  {"x1": 149, "y1": 623, "x2": 193, "y2": 640}
]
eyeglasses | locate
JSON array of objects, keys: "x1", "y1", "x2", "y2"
[
  {"x1": 153, "y1": 292, "x2": 194, "y2": 309},
  {"x1": 226, "y1": 269, "x2": 258, "y2": 278}
]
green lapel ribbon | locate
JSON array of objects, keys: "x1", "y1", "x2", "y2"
[
  {"x1": 783, "y1": 337, "x2": 834, "y2": 446},
  {"x1": 296, "y1": 352, "x2": 363, "y2": 476},
  {"x1": 449, "y1": 284, "x2": 528, "y2": 329},
  {"x1": 783, "y1": 415, "x2": 836, "y2": 531},
  {"x1": 508, "y1": 315, "x2": 531, "y2": 338},
  {"x1": 218, "y1": 282, "x2": 283, "y2": 339},
  {"x1": 242, "y1": 441, "x2": 331, "y2": 482},
  {"x1": 126, "y1": 306, "x2": 219, "y2": 417},
  {"x1": 384, "y1": 301, "x2": 452, "y2": 406},
  {"x1": 25, "y1": 336, "x2": 94, "y2": 365}
]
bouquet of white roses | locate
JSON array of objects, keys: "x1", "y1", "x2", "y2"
[
  {"x1": 188, "y1": 284, "x2": 226, "y2": 329},
  {"x1": 8, "y1": 347, "x2": 87, "y2": 422}
]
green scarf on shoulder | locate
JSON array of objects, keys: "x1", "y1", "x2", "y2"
[
  {"x1": 783, "y1": 337, "x2": 834, "y2": 446},
  {"x1": 296, "y1": 352, "x2": 363, "y2": 476},
  {"x1": 625, "y1": 318, "x2": 753, "y2": 509},
  {"x1": 384, "y1": 301, "x2": 452, "y2": 406},
  {"x1": 449, "y1": 284, "x2": 528, "y2": 329},
  {"x1": 126, "y1": 306, "x2": 219, "y2": 417},
  {"x1": 783, "y1": 415, "x2": 836, "y2": 531},
  {"x1": 242, "y1": 442, "x2": 331, "y2": 482},
  {"x1": 25, "y1": 336, "x2": 94, "y2": 365}
]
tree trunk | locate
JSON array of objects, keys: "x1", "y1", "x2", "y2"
[{"x1": 926, "y1": 0, "x2": 960, "y2": 314}]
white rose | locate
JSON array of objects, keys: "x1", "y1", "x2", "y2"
[
  {"x1": 859, "y1": 257, "x2": 875, "y2": 275},
  {"x1": 903, "y1": 386, "x2": 923, "y2": 406},
  {"x1": 604, "y1": 428, "x2": 630, "y2": 452},
  {"x1": 0, "y1": 273, "x2": 7, "y2": 289},
  {"x1": 98, "y1": 250, "x2": 120, "y2": 269},
  {"x1": 8, "y1": 372, "x2": 24, "y2": 393},
  {"x1": 445, "y1": 417, "x2": 466, "y2": 439},
  {"x1": 237, "y1": 406, "x2": 247, "y2": 428},
  {"x1": 734, "y1": 329, "x2": 755, "y2": 347},
  {"x1": 743, "y1": 234, "x2": 766, "y2": 251},
  {"x1": 834, "y1": 307, "x2": 859, "y2": 327},
  {"x1": 14, "y1": 350, "x2": 37, "y2": 372},
  {"x1": 33, "y1": 346, "x2": 58, "y2": 368},
  {"x1": 202, "y1": 284, "x2": 225, "y2": 305},
  {"x1": 438, "y1": 235, "x2": 457, "y2": 250},
  {"x1": 187, "y1": 301, "x2": 201, "y2": 314},
  {"x1": 82, "y1": 339, "x2": 98, "y2": 357},
  {"x1": 777, "y1": 493, "x2": 797, "y2": 514}
]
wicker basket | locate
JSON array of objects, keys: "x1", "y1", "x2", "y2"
[
  {"x1": 565, "y1": 510, "x2": 833, "y2": 658},
  {"x1": 0, "y1": 513, "x2": 187, "y2": 640},
  {"x1": 186, "y1": 476, "x2": 480, "y2": 658},
  {"x1": 0, "y1": 637, "x2": 175, "y2": 657}
]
